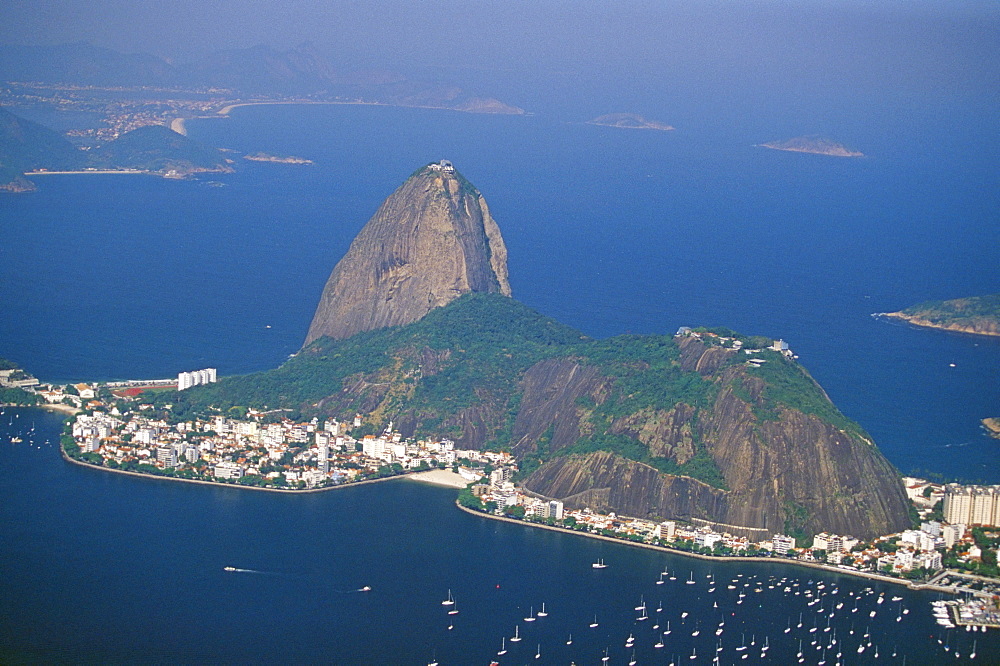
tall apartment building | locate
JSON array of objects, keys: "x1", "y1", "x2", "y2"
[
  {"x1": 943, "y1": 484, "x2": 1000, "y2": 527},
  {"x1": 177, "y1": 368, "x2": 218, "y2": 391}
]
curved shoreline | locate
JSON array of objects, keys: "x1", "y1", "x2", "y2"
[
  {"x1": 881, "y1": 312, "x2": 1000, "y2": 338},
  {"x1": 59, "y1": 445, "x2": 410, "y2": 494},
  {"x1": 454, "y1": 502, "x2": 958, "y2": 594}
]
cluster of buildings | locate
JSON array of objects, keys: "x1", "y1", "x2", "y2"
[
  {"x1": 674, "y1": 327, "x2": 797, "y2": 361},
  {"x1": 942, "y1": 483, "x2": 1000, "y2": 527},
  {"x1": 70, "y1": 407, "x2": 515, "y2": 490},
  {"x1": 0, "y1": 367, "x2": 40, "y2": 390},
  {"x1": 466, "y1": 475, "x2": 1000, "y2": 580},
  {"x1": 177, "y1": 368, "x2": 217, "y2": 391}
]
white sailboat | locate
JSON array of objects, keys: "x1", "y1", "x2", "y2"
[
  {"x1": 590, "y1": 614, "x2": 599, "y2": 628},
  {"x1": 441, "y1": 589, "x2": 454, "y2": 606},
  {"x1": 524, "y1": 605, "x2": 536, "y2": 622},
  {"x1": 497, "y1": 637, "x2": 507, "y2": 656},
  {"x1": 537, "y1": 602, "x2": 548, "y2": 617},
  {"x1": 593, "y1": 558, "x2": 607, "y2": 569},
  {"x1": 510, "y1": 625, "x2": 522, "y2": 642}
]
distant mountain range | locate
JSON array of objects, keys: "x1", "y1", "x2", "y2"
[{"x1": 0, "y1": 41, "x2": 524, "y2": 112}]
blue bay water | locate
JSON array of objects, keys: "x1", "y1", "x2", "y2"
[
  {"x1": 1, "y1": 408, "x2": 997, "y2": 663},
  {"x1": 1, "y1": 98, "x2": 999, "y2": 663}
]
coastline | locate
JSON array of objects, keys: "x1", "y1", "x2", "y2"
[
  {"x1": 24, "y1": 169, "x2": 154, "y2": 176},
  {"x1": 217, "y1": 100, "x2": 385, "y2": 116},
  {"x1": 882, "y1": 312, "x2": 1000, "y2": 338},
  {"x1": 59, "y1": 444, "x2": 412, "y2": 494},
  {"x1": 454, "y1": 502, "x2": 959, "y2": 595}
]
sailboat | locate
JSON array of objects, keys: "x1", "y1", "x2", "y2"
[
  {"x1": 635, "y1": 595, "x2": 646, "y2": 611},
  {"x1": 686, "y1": 572, "x2": 696, "y2": 585},
  {"x1": 510, "y1": 625, "x2": 522, "y2": 642},
  {"x1": 535, "y1": 643, "x2": 541, "y2": 660},
  {"x1": 497, "y1": 637, "x2": 507, "y2": 656},
  {"x1": 590, "y1": 614, "x2": 599, "y2": 628},
  {"x1": 566, "y1": 633, "x2": 573, "y2": 645},
  {"x1": 441, "y1": 589, "x2": 454, "y2": 606},
  {"x1": 593, "y1": 558, "x2": 607, "y2": 569},
  {"x1": 664, "y1": 621, "x2": 671, "y2": 635},
  {"x1": 736, "y1": 634, "x2": 747, "y2": 651},
  {"x1": 524, "y1": 605, "x2": 536, "y2": 622},
  {"x1": 629, "y1": 648, "x2": 638, "y2": 665},
  {"x1": 537, "y1": 602, "x2": 548, "y2": 617},
  {"x1": 447, "y1": 601, "x2": 459, "y2": 615}
]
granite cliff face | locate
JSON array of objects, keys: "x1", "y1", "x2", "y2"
[
  {"x1": 305, "y1": 164, "x2": 511, "y2": 345},
  {"x1": 502, "y1": 338, "x2": 909, "y2": 539}
]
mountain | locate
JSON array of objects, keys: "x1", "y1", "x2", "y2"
[
  {"x1": 0, "y1": 43, "x2": 525, "y2": 113},
  {"x1": 0, "y1": 42, "x2": 178, "y2": 87},
  {"x1": 88, "y1": 125, "x2": 231, "y2": 174},
  {"x1": 181, "y1": 294, "x2": 910, "y2": 540},
  {"x1": 0, "y1": 107, "x2": 85, "y2": 190},
  {"x1": 175, "y1": 165, "x2": 911, "y2": 540},
  {"x1": 180, "y1": 43, "x2": 337, "y2": 95},
  {"x1": 304, "y1": 162, "x2": 511, "y2": 345},
  {"x1": 884, "y1": 294, "x2": 1000, "y2": 338}
]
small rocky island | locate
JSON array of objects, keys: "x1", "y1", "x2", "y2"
[
  {"x1": 586, "y1": 113, "x2": 674, "y2": 131},
  {"x1": 243, "y1": 152, "x2": 313, "y2": 164},
  {"x1": 757, "y1": 136, "x2": 863, "y2": 158},
  {"x1": 881, "y1": 294, "x2": 1000, "y2": 338},
  {"x1": 983, "y1": 418, "x2": 1000, "y2": 440}
]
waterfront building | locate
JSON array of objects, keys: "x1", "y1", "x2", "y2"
[
  {"x1": 213, "y1": 461, "x2": 244, "y2": 480},
  {"x1": 771, "y1": 533, "x2": 795, "y2": 555},
  {"x1": 656, "y1": 521, "x2": 677, "y2": 540},
  {"x1": 156, "y1": 446, "x2": 177, "y2": 468},
  {"x1": 547, "y1": 500, "x2": 564, "y2": 521}
]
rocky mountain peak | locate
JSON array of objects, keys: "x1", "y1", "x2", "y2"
[{"x1": 304, "y1": 162, "x2": 511, "y2": 345}]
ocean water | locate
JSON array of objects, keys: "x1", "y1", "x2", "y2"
[
  {"x1": 1, "y1": 407, "x2": 997, "y2": 664},
  {"x1": 0, "y1": 102, "x2": 996, "y2": 483}
]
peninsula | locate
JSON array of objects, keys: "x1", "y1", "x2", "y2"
[
  {"x1": 757, "y1": 136, "x2": 863, "y2": 158},
  {"x1": 188, "y1": 162, "x2": 910, "y2": 541},
  {"x1": 882, "y1": 294, "x2": 1000, "y2": 338},
  {"x1": 586, "y1": 113, "x2": 674, "y2": 131}
]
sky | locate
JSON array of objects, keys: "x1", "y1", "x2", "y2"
[{"x1": 3, "y1": 0, "x2": 997, "y2": 94}]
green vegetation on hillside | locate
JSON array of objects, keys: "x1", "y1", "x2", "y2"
[
  {"x1": 166, "y1": 293, "x2": 868, "y2": 492},
  {"x1": 745, "y1": 353, "x2": 869, "y2": 442},
  {"x1": 901, "y1": 294, "x2": 1000, "y2": 325},
  {"x1": 88, "y1": 125, "x2": 228, "y2": 172}
]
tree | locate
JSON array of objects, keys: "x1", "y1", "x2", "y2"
[{"x1": 504, "y1": 505, "x2": 526, "y2": 519}]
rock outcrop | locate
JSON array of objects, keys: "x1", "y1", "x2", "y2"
[
  {"x1": 519, "y1": 338, "x2": 911, "y2": 540},
  {"x1": 304, "y1": 163, "x2": 511, "y2": 345},
  {"x1": 883, "y1": 294, "x2": 1000, "y2": 338}
]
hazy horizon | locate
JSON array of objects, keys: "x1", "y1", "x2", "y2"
[{"x1": 4, "y1": 1, "x2": 997, "y2": 111}]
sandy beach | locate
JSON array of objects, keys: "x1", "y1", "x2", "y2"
[
  {"x1": 216, "y1": 100, "x2": 381, "y2": 116},
  {"x1": 406, "y1": 469, "x2": 469, "y2": 488},
  {"x1": 169, "y1": 117, "x2": 187, "y2": 135}
]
